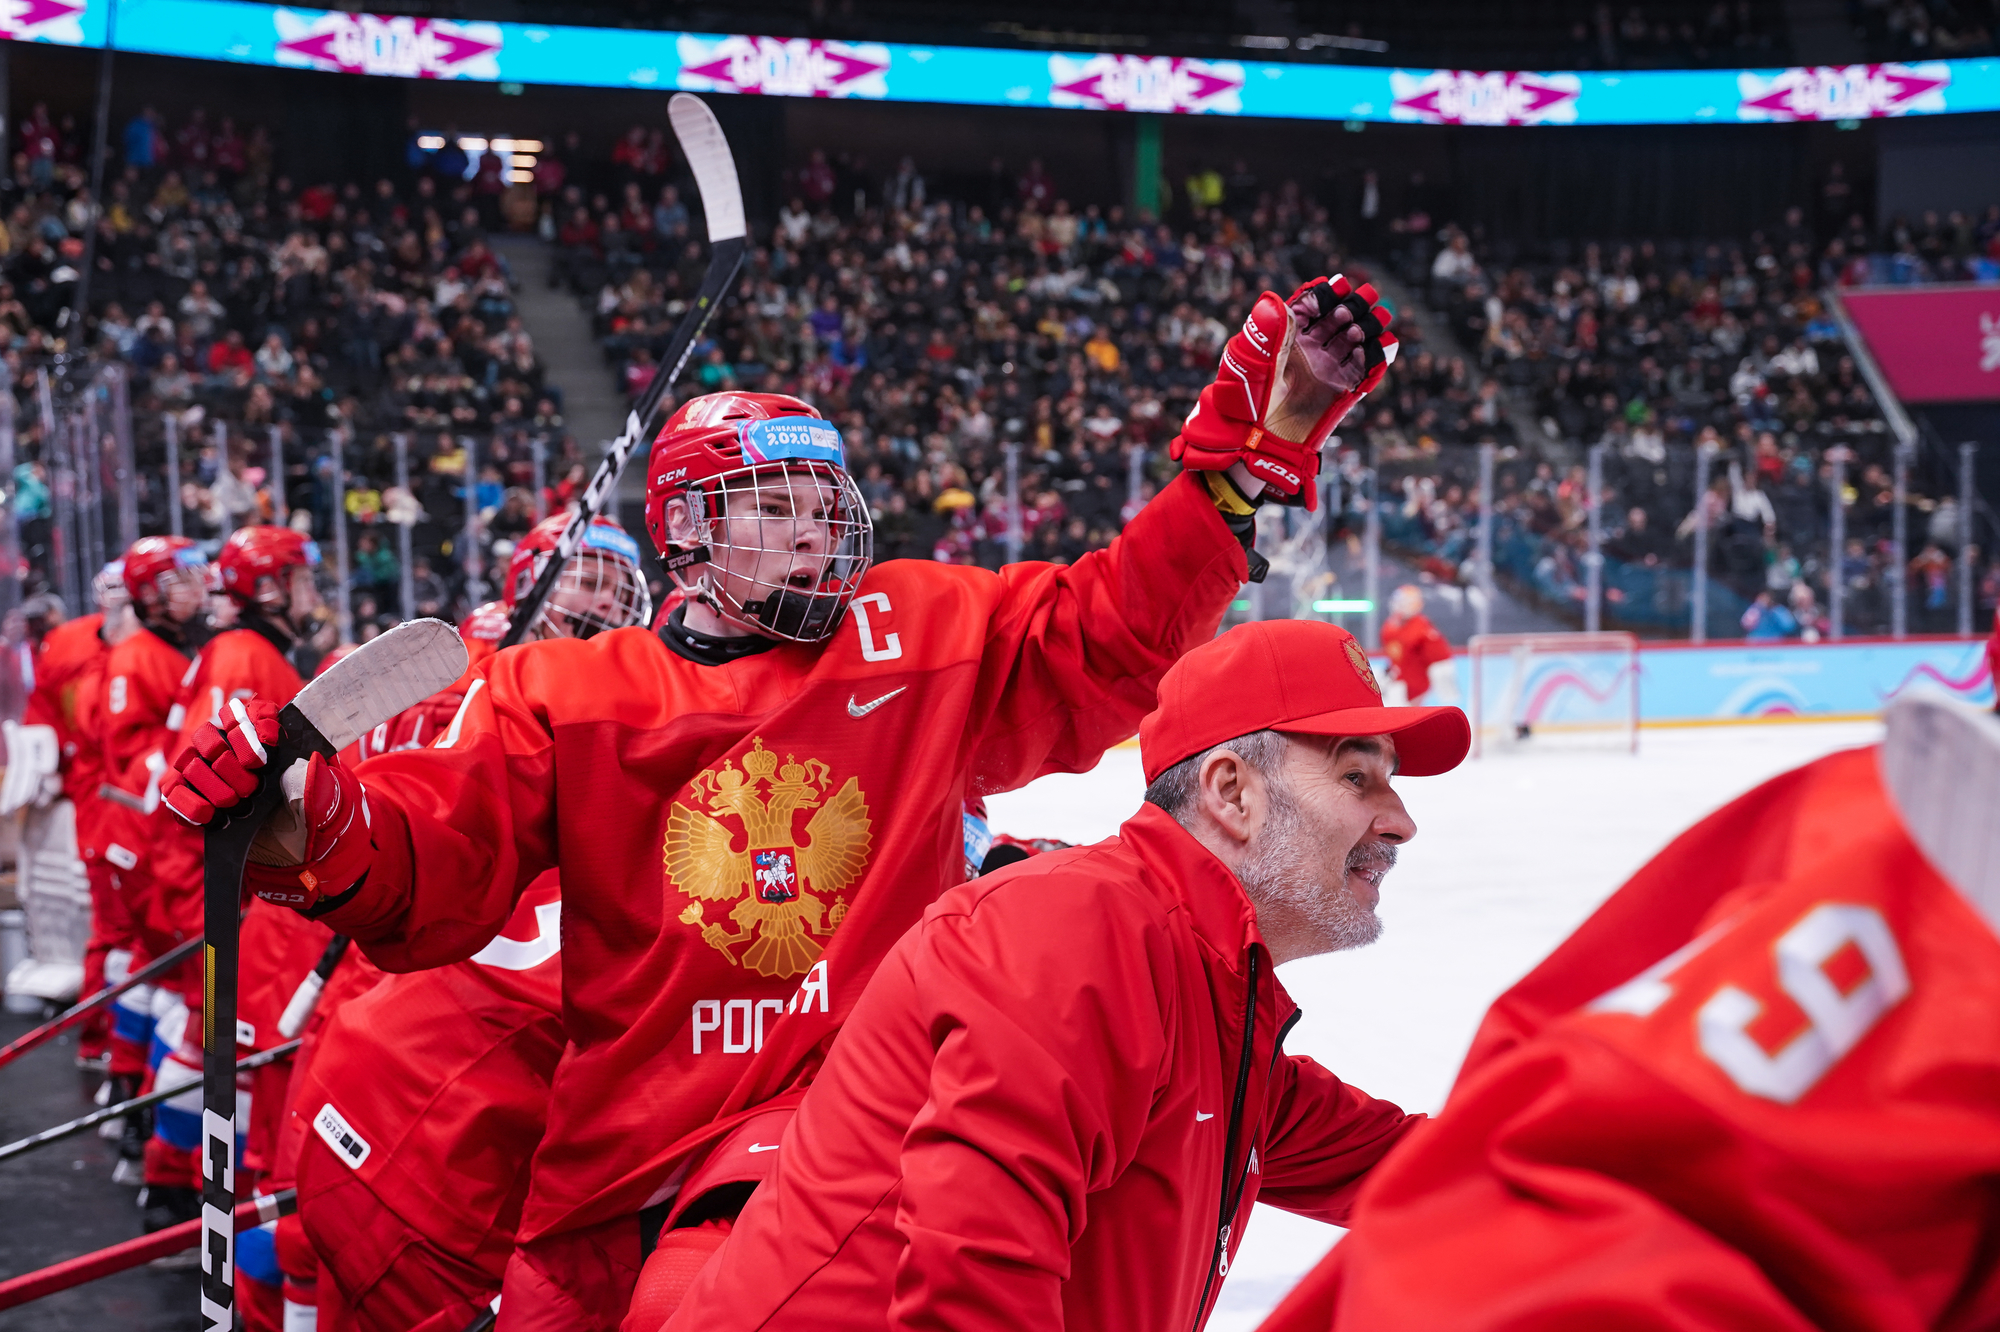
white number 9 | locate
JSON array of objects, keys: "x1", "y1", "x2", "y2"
[{"x1": 1697, "y1": 902, "x2": 1910, "y2": 1105}]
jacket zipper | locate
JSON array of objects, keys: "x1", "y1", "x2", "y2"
[
  {"x1": 1191, "y1": 948, "x2": 1261, "y2": 1330},
  {"x1": 1191, "y1": 958, "x2": 1303, "y2": 1332}
]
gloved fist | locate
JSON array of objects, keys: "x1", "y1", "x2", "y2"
[
  {"x1": 1172, "y1": 275, "x2": 1398, "y2": 509},
  {"x1": 240, "y1": 752, "x2": 373, "y2": 912},
  {"x1": 163, "y1": 697, "x2": 282, "y2": 825},
  {"x1": 163, "y1": 697, "x2": 373, "y2": 912}
]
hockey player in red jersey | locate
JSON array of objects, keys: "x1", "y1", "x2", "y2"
[
  {"x1": 1258, "y1": 695, "x2": 2000, "y2": 1332},
  {"x1": 166, "y1": 275, "x2": 1396, "y2": 1330},
  {"x1": 270, "y1": 513, "x2": 650, "y2": 1331},
  {"x1": 138, "y1": 527, "x2": 325, "y2": 1243},
  {"x1": 24, "y1": 564, "x2": 139, "y2": 1072},
  {"x1": 183, "y1": 525, "x2": 323, "y2": 733},
  {"x1": 1378, "y1": 585, "x2": 1453, "y2": 705},
  {"x1": 97, "y1": 536, "x2": 217, "y2": 1230}
]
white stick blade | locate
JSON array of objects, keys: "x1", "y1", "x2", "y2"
[
  {"x1": 1881, "y1": 691, "x2": 2000, "y2": 935},
  {"x1": 669, "y1": 93, "x2": 746, "y2": 243},
  {"x1": 293, "y1": 618, "x2": 468, "y2": 754}
]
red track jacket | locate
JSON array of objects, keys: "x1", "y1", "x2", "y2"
[
  {"x1": 667, "y1": 802, "x2": 1420, "y2": 1332},
  {"x1": 313, "y1": 470, "x2": 1247, "y2": 1267},
  {"x1": 1260, "y1": 746, "x2": 2000, "y2": 1331}
]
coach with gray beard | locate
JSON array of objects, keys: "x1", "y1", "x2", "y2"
[{"x1": 655, "y1": 620, "x2": 1471, "y2": 1332}]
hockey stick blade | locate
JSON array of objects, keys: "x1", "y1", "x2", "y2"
[
  {"x1": 1881, "y1": 692, "x2": 2000, "y2": 932},
  {"x1": 671, "y1": 92, "x2": 746, "y2": 244},
  {"x1": 501, "y1": 95, "x2": 747, "y2": 649},
  {"x1": 199, "y1": 617, "x2": 464, "y2": 1329},
  {"x1": 290, "y1": 617, "x2": 468, "y2": 755}
]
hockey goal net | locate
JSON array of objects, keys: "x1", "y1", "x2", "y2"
[{"x1": 1468, "y1": 632, "x2": 1640, "y2": 757}]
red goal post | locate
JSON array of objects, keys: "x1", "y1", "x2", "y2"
[{"x1": 1467, "y1": 632, "x2": 1640, "y2": 757}]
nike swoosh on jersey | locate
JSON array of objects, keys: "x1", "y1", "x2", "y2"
[
  {"x1": 846, "y1": 687, "x2": 907, "y2": 718},
  {"x1": 1195, "y1": 1111, "x2": 1215, "y2": 1122},
  {"x1": 746, "y1": 1143, "x2": 781, "y2": 1153}
]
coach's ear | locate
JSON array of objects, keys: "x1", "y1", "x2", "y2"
[{"x1": 1194, "y1": 746, "x2": 1265, "y2": 851}]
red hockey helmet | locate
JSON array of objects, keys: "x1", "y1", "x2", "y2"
[
  {"x1": 121, "y1": 535, "x2": 208, "y2": 605},
  {"x1": 218, "y1": 525, "x2": 320, "y2": 607},
  {"x1": 503, "y1": 512, "x2": 652, "y2": 640},
  {"x1": 643, "y1": 391, "x2": 873, "y2": 643}
]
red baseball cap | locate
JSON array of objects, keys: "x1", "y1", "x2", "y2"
[{"x1": 1139, "y1": 620, "x2": 1470, "y2": 782}]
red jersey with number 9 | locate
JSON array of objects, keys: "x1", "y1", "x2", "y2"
[{"x1": 1262, "y1": 745, "x2": 2000, "y2": 1332}]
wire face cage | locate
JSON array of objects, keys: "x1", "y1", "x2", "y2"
[
  {"x1": 520, "y1": 523, "x2": 655, "y2": 640},
  {"x1": 673, "y1": 458, "x2": 874, "y2": 644}
]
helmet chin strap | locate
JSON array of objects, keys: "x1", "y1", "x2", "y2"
[{"x1": 739, "y1": 587, "x2": 848, "y2": 640}]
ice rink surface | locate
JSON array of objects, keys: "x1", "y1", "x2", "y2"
[{"x1": 984, "y1": 719, "x2": 1885, "y2": 1329}]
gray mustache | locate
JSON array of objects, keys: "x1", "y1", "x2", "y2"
[{"x1": 1345, "y1": 842, "x2": 1398, "y2": 873}]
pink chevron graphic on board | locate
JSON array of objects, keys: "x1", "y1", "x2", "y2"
[
  {"x1": 1520, "y1": 663, "x2": 1634, "y2": 723},
  {"x1": 1887, "y1": 653, "x2": 1992, "y2": 700},
  {"x1": 675, "y1": 35, "x2": 890, "y2": 98},
  {"x1": 0, "y1": 0, "x2": 86, "y2": 42},
  {"x1": 1389, "y1": 70, "x2": 1582, "y2": 125},
  {"x1": 1047, "y1": 54, "x2": 1245, "y2": 114},
  {"x1": 273, "y1": 12, "x2": 503, "y2": 79},
  {"x1": 1736, "y1": 63, "x2": 1950, "y2": 121}
]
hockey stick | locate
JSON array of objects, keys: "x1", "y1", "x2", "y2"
[
  {"x1": 277, "y1": 934, "x2": 351, "y2": 1038},
  {"x1": 501, "y1": 93, "x2": 747, "y2": 649},
  {"x1": 199, "y1": 617, "x2": 467, "y2": 1331},
  {"x1": 0, "y1": 934, "x2": 203, "y2": 1071},
  {"x1": 0, "y1": 1188, "x2": 295, "y2": 1310},
  {"x1": 0, "y1": 1039, "x2": 300, "y2": 1164}
]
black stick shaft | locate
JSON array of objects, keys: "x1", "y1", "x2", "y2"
[
  {"x1": 198, "y1": 835, "x2": 243, "y2": 1331},
  {"x1": 500, "y1": 236, "x2": 745, "y2": 649},
  {"x1": 200, "y1": 703, "x2": 332, "y2": 1330},
  {"x1": 276, "y1": 934, "x2": 350, "y2": 1038}
]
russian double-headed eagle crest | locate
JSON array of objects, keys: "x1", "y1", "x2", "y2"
[{"x1": 667, "y1": 737, "x2": 873, "y2": 978}]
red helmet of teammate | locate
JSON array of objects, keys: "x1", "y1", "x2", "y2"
[
  {"x1": 643, "y1": 391, "x2": 873, "y2": 643},
  {"x1": 503, "y1": 512, "x2": 653, "y2": 640},
  {"x1": 218, "y1": 525, "x2": 320, "y2": 607},
  {"x1": 121, "y1": 535, "x2": 209, "y2": 617}
]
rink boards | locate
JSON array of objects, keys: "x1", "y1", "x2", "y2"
[{"x1": 1423, "y1": 635, "x2": 1992, "y2": 730}]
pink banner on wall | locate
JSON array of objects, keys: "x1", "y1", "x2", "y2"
[{"x1": 1843, "y1": 284, "x2": 2000, "y2": 403}]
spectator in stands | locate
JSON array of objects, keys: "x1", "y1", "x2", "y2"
[{"x1": 1740, "y1": 588, "x2": 1799, "y2": 639}]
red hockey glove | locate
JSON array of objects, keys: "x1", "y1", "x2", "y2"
[
  {"x1": 1172, "y1": 275, "x2": 1397, "y2": 509},
  {"x1": 164, "y1": 697, "x2": 282, "y2": 824},
  {"x1": 163, "y1": 698, "x2": 374, "y2": 912}
]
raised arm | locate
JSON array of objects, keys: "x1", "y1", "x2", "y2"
[{"x1": 970, "y1": 277, "x2": 1397, "y2": 792}]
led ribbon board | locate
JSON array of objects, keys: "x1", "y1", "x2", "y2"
[{"x1": 16, "y1": 0, "x2": 2000, "y2": 125}]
